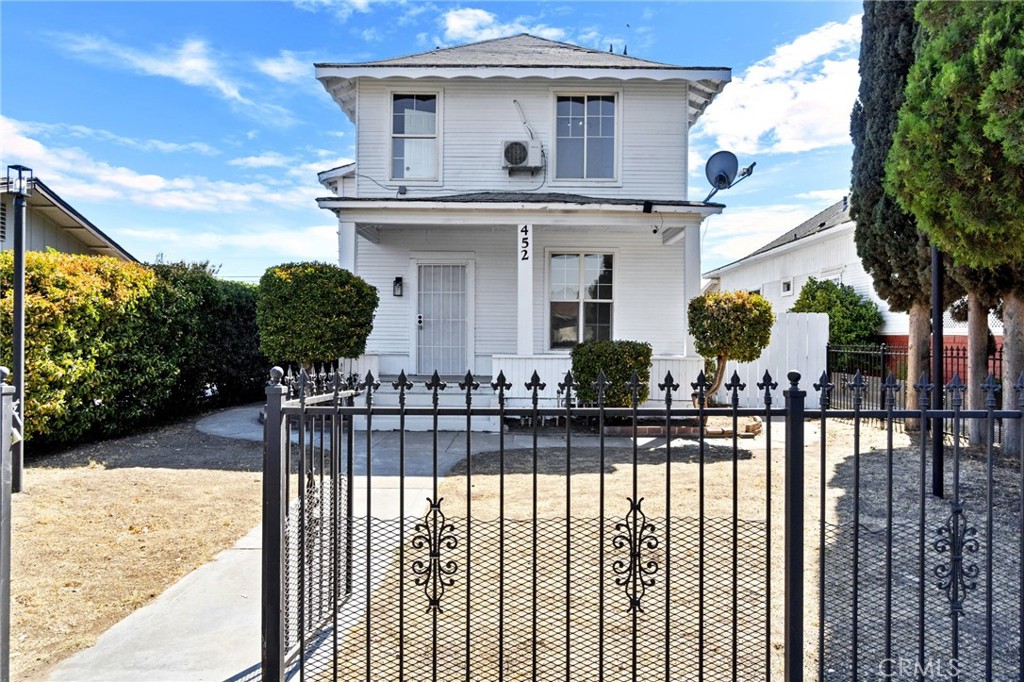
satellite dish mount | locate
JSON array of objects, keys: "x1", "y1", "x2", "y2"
[{"x1": 703, "y1": 151, "x2": 755, "y2": 203}]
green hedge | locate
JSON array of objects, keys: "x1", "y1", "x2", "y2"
[
  {"x1": 151, "y1": 263, "x2": 267, "y2": 417},
  {"x1": 0, "y1": 253, "x2": 267, "y2": 445},
  {"x1": 571, "y1": 340, "x2": 653, "y2": 407}
]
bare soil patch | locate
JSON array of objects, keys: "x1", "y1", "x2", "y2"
[{"x1": 10, "y1": 408, "x2": 263, "y2": 680}]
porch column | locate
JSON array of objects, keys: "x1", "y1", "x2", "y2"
[
  {"x1": 683, "y1": 222, "x2": 701, "y2": 356},
  {"x1": 517, "y1": 224, "x2": 534, "y2": 355},
  {"x1": 338, "y1": 220, "x2": 356, "y2": 272}
]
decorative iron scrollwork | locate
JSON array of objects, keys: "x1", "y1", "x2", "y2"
[
  {"x1": 933, "y1": 502, "x2": 979, "y2": 615},
  {"x1": 411, "y1": 498, "x2": 458, "y2": 613},
  {"x1": 612, "y1": 497, "x2": 659, "y2": 612}
]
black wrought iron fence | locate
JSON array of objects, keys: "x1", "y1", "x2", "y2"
[
  {"x1": 262, "y1": 364, "x2": 1024, "y2": 682},
  {"x1": 828, "y1": 343, "x2": 1005, "y2": 443}
]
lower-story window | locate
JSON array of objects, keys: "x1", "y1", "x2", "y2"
[{"x1": 550, "y1": 252, "x2": 613, "y2": 348}]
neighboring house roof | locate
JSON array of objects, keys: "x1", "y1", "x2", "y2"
[
  {"x1": 316, "y1": 33, "x2": 730, "y2": 126},
  {"x1": 704, "y1": 197, "x2": 850, "y2": 278},
  {"x1": 1, "y1": 177, "x2": 137, "y2": 262}
]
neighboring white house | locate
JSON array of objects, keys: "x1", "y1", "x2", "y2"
[
  {"x1": 314, "y1": 34, "x2": 731, "y2": 398},
  {"x1": 0, "y1": 177, "x2": 136, "y2": 262},
  {"x1": 702, "y1": 197, "x2": 1004, "y2": 345}
]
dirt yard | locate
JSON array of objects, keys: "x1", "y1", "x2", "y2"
[{"x1": 10, "y1": 410, "x2": 264, "y2": 680}]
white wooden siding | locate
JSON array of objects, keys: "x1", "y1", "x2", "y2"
[
  {"x1": 0, "y1": 197, "x2": 94, "y2": 256},
  {"x1": 358, "y1": 223, "x2": 690, "y2": 374},
  {"x1": 532, "y1": 226, "x2": 687, "y2": 356},
  {"x1": 713, "y1": 223, "x2": 909, "y2": 336},
  {"x1": 353, "y1": 78, "x2": 689, "y2": 200}
]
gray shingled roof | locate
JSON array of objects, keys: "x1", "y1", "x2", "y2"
[
  {"x1": 707, "y1": 197, "x2": 851, "y2": 274},
  {"x1": 317, "y1": 191, "x2": 720, "y2": 208},
  {"x1": 316, "y1": 33, "x2": 721, "y2": 70}
]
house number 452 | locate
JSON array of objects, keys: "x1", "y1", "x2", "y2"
[{"x1": 520, "y1": 225, "x2": 530, "y2": 261}]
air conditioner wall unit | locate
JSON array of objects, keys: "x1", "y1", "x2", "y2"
[{"x1": 501, "y1": 140, "x2": 543, "y2": 170}]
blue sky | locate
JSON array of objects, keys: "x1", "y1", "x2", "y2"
[{"x1": 1, "y1": 0, "x2": 862, "y2": 281}]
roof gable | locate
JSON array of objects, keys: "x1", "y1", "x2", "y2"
[
  {"x1": 316, "y1": 33, "x2": 716, "y2": 70},
  {"x1": 316, "y1": 33, "x2": 730, "y2": 126}
]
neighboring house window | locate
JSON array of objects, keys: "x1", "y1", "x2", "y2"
[
  {"x1": 750, "y1": 288, "x2": 761, "y2": 296},
  {"x1": 550, "y1": 253, "x2": 613, "y2": 348},
  {"x1": 555, "y1": 95, "x2": 615, "y2": 179},
  {"x1": 781, "y1": 278, "x2": 794, "y2": 296},
  {"x1": 391, "y1": 94, "x2": 437, "y2": 180}
]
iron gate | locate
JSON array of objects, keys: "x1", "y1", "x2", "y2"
[{"x1": 262, "y1": 366, "x2": 1024, "y2": 681}]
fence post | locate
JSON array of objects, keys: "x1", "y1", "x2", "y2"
[
  {"x1": 0, "y1": 369, "x2": 12, "y2": 682},
  {"x1": 784, "y1": 371, "x2": 806, "y2": 682},
  {"x1": 262, "y1": 368, "x2": 288, "y2": 682}
]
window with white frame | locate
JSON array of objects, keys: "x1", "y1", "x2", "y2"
[
  {"x1": 555, "y1": 95, "x2": 616, "y2": 179},
  {"x1": 781, "y1": 277, "x2": 794, "y2": 296},
  {"x1": 549, "y1": 253, "x2": 613, "y2": 348},
  {"x1": 391, "y1": 94, "x2": 437, "y2": 180}
]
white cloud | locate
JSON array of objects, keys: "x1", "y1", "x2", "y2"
[
  {"x1": 292, "y1": 0, "x2": 381, "y2": 22},
  {"x1": 54, "y1": 34, "x2": 294, "y2": 124},
  {"x1": 794, "y1": 188, "x2": 849, "y2": 202},
  {"x1": 693, "y1": 14, "x2": 862, "y2": 155},
  {"x1": 440, "y1": 8, "x2": 567, "y2": 44},
  {"x1": 255, "y1": 50, "x2": 310, "y2": 83},
  {"x1": 15, "y1": 121, "x2": 219, "y2": 156},
  {"x1": 361, "y1": 27, "x2": 384, "y2": 42},
  {"x1": 701, "y1": 204, "x2": 824, "y2": 272},
  {"x1": 229, "y1": 152, "x2": 296, "y2": 168},
  {"x1": 118, "y1": 224, "x2": 338, "y2": 259},
  {"x1": 0, "y1": 115, "x2": 317, "y2": 212}
]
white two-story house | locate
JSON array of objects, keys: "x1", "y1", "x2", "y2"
[{"x1": 315, "y1": 34, "x2": 730, "y2": 402}]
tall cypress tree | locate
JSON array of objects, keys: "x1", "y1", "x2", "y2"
[
  {"x1": 850, "y1": 0, "x2": 958, "y2": 420},
  {"x1": 887, "y1": 0, "x2": 1024, "y2": 455}
]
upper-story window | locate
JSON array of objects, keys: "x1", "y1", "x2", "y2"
[
  {"x1": 555, "y1": 95, "x2": 616, "y2": 180},
  {"x1": 392, "y1": 94, "x2": 437, "y2": 180}
]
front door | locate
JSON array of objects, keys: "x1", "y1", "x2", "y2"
[{"x1": 417, "y1": 263, "x2": 467, "y2": 375}]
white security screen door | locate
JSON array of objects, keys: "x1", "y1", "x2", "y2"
[{"x1": 417, "y1": 264, "x2": 467, "y2": 375}]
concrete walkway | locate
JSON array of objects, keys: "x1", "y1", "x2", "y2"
[{"x1": 49, "y1": 405, "x2": 629, "y2": 681}]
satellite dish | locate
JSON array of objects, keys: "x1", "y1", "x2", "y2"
[
  {"x1": 702, "y1": 150, "x2": 754, "y2": 203},
  {"x1": 705, "y1": 151, "x2": 739, "y2": 190}
]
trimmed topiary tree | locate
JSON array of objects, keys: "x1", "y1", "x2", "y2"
[
  {"x1": 688, "y1": 291, "x2": 775, "y2": 400},
  {"x1": 571, "y1": 340, "x2": 653, "y2": 407},
  {"x1": 256, "y1": 262, "x2": 379, "y2": 368},
  {"x1": 789, "y1": 277, "x2": 883, "y2": 346}
]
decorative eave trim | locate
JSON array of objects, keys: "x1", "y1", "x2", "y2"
[{"x1": 317, "y1": 66, "x2": 730, "y2": 124}]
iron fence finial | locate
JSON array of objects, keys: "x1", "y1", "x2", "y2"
[
  {"x1": 945, "y1": 373, "x2": 966, "y2": 409},
  {"x1": 593, "y1": 370, "x2": 610, "y2": 407},
  {"x1": 658, "y1": 371, "x2": 679, "y2": 407},
  {"x1": 758, "y1": 370, "x2": 778, "y2": 408},
  {"x1": 981, "y1": 372, "x2": 1000, "y2": 408},
  {"x1": 426, "y1": 370, "x2": 446, "y2": 409},
  {"x1": 490, "y1": 370, "x2": 512, "y2": 407},
  {"x1": 913, "y1": 372, "x2": 933, "y2": 408}
]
